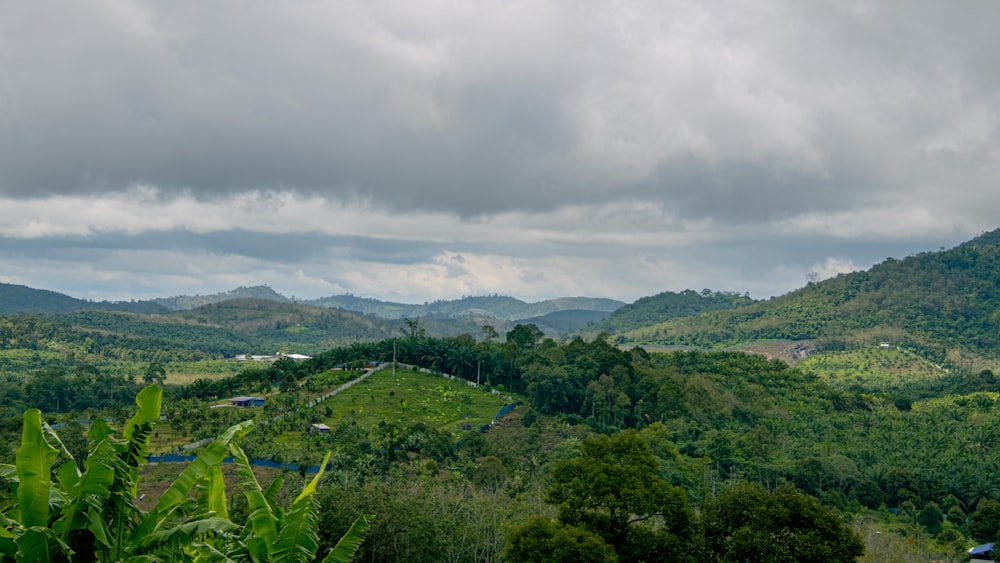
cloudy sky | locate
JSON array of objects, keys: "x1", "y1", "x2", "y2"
[{"x1": 1, "y1": 1, "x2": 997, "y2": 304}]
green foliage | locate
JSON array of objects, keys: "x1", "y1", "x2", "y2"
[
  {"x1": 701, "y1": 482, "x2": 864, "y2": 563},
  {"x1": 588, "y1": 289, "x2": 753, "y2": 335},
  {"x1": 623, "y1": 229, "x2": 1000, "y2": 363},
  {"x1": 506, "y1": 517, "x2": 618, "y2": 563},
  {"x1": 544, "y1": 430, "x2": 697, "y2": 562},
  {"x1": 969, "y1": 499, "x2": 1000, "y2": 543},
  {"x1": 0, "y1": 386, "x2": 372, "y2": 562},
  {"x1": 917, "y1": 502, "x2": 943, "y2": 535}
]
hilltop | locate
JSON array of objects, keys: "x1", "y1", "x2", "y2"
[
  {"x1": 582, "y1": 289, "x2": 754, "y2": 335},
  {"x1": 307, "y1": 293, "x2": 624, "y2": 321}
]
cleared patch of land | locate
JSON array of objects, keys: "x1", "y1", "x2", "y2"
[
  {"x1": 319, "y1": 368, "x2": 516, "y2": 435},
  {"x1": 797, "y1": 345, "x2": 947, "y2": 390}
]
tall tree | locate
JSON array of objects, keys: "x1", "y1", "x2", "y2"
[
  {"x1": 701, "y1": 482, "x2": 864, "y2": 563},
  {"x1": 540, "y1": 430, "x2": 697, "y2": 562}
]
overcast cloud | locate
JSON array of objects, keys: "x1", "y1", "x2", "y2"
[{"x1": 0, "y1": 0, "x2": 997, "y2": 303}]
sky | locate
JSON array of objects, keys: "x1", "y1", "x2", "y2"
[{"x1": 1, "y1": 1, "x2": 998, "y2": 304}]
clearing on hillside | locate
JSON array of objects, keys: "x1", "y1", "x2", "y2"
[{"x1": 318, "y1": 368, "x2": 517, "y2": 435}]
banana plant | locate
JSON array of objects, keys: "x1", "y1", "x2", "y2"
[{"x1": 0, "y1": 386, "x2": 373, "y2": 562}]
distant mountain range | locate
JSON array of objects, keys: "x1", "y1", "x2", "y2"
[
  {"x1": 3, "y1": 227, "x2": 1000, "y2": 366},
  {"x1": 0, "y1": 283, "x2": 624, "y2": 332}
]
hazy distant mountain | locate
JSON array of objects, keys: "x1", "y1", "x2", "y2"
[
  {"x1": 0, "y1": 282, "x2": 167, "y2": 315},
  {"x1": 622, "y1": 228, "x2": 1000, "y2": 362},
  {"x1": 153, "y1": 285, "x2": 291, "y2": 311},
  {"x1": 517, "y1": 309, "x2": 615, "y2": 334},
  {"x1": 307, "y1": 293, "x2": 625, "y2": 321}
]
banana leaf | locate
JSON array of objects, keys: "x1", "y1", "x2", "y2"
[
  {"x1": 15, "y1": 409, "x2": 59, "y2": 529},
  {"x1": 321, "y1": 514, "x2": 374, "y2": 563},
  {"x1": 131, "y1": 420, "x2": 253, "y2": 544},
  {"x1": 271, "y1": 452, "x2": 331, "y2": 562}
]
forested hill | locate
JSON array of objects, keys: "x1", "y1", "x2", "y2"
[
  {"x1": 307, "y1": 293, "x2": 625, "y2": 320},
  {"x1": 0, "y1": 282, "x2": 167, "y2": 315},
  {"x1": 584, "y1": 289, "x2": 755, "y2": 335},
  {"x1": 623, "y1": 228, "x2": 1000, "y2": 362},
  {"x1": 153, "y1": 285, "x2": 291, "y2": 311}
]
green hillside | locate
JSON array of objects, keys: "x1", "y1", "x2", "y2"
[
  {"x1": 586, "y1": 289, "x2": 754, "y2": 335},
  {"x1": 316, "y1": 368, "x2": 514, "y2": 435},
  {"x1": 153, "y1": 285, "x2": 291, "y2": 310},
  {"x1": 517, "y1": 309, "x2": 613, "y2": 334},
  {"x1": 0, "y1": 282, "x2": 167, "y2": 315},
  {"x1": 622, "y1": 229, "x2": 1000, "y2": 364},
  {"x1": 797, "y1": 345, "x2": 949, "y2": 392},
  {"x1": 168, "y1": 298, "x2": 391, "y2": 348}
]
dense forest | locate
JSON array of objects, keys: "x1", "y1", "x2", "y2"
[{"x1": 583, "y1": 289, "x2": 754, "y2": 335}]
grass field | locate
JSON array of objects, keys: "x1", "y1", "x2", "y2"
[
  {"x1": 162, "y1": 359, "x2": 245, "y2": 385},
  {"x1": 319, "y1": 368, "x2": 517, "y2": 435}
]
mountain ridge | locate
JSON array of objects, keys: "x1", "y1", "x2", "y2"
[{"x1": 622, "y1": 228, "x2": 1000, "y2": 363}]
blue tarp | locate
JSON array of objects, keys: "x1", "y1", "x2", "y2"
[{"x1": 147, "y1": 455, "x2": 332, "y2": 474}]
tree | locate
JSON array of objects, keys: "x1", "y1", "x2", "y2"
[
  {"x1": 969, "y1": 499, "x2": 1000, "y2": 543},
  {"x1": 142, "y1": 361, "x2": 167, "y2": 386},
  {"x1": 471, "y1": 455, "x2": 507, "y2": 491},
  {"x1": 506, "y1": 517, "x2": 618, "y2": 563},
  {"x1": 917, "y1": 502, "x2": 943, "y2": 535},
  {"x1": 481, "y1": 325, "x2": 498, "y2": 343},
  {"x1": 701, "y1": 482, "x2": 864, "y2": 563},
  {"x1": 506, "y1": 324, "x2": 544, "y2": 350},
  {"x1": 542, "y1": 430, "x2": 697, "y2": 562}
]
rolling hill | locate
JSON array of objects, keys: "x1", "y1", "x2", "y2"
[
  {"x1": 620, "y1": 228, "x2": 1000, "y2": 364},
  {"x1": 0, "y1": 282, "x2": 168, "y2": 315},
  {"x1": 308, "y1": 293, "x2": 624, "y2": 321},
  {"x1": 582, "y1": 289, "x2": 755, "y2": 335}
]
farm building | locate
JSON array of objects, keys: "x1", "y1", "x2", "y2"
[
  {"x1": 970, "y1": 543, "x2": 996, "y2": 563},
  {"x1": 229, "y1": 396, "x2": 266, "y2": 407},
  {"x1": 309, "y1": 423, "x2": 331, "y2": 434}
]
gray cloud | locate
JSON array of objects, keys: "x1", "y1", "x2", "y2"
[
  {"x1": 1, "y1": 1, "x2": 995, "y2": 219},
  {"x1": 0, "y1": 229, "x2": 458, "y2": 265},
  {"x1": 0, "y1": 1, "x2": 997, "y2": 303}
]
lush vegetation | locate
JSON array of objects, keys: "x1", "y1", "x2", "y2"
[
  {"x1": 0, "y1": 386, "x2": 372, "y2": 562},
  {"x1": 585, "y1": 289, "x2": 754, "y2": 336},
  {"x1": 6, "y1": 228, "x2": 1000, "y2": 561},
  {"x1": 624, "y1": 228, "x2": 1000, "y2": 366}
]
